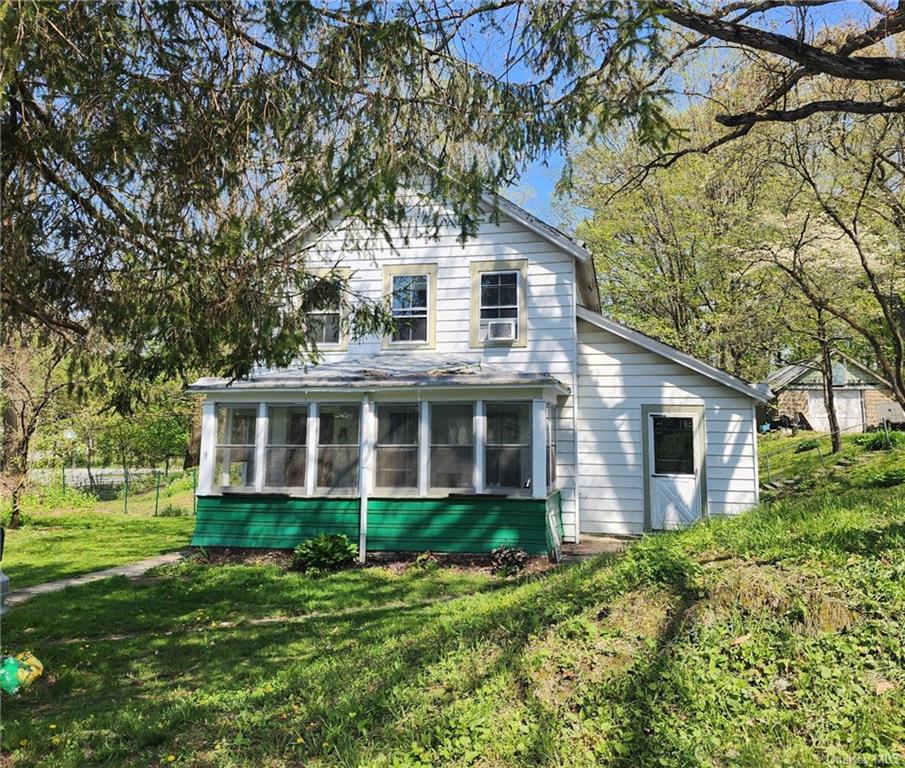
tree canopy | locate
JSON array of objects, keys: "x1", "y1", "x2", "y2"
[{"x1": 3, "y1": 1, "x2": 904, "y2": 407}]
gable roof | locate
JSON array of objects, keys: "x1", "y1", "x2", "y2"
[
  {"x1": 766, "y1": 353, "x2": 891, "y2": 391},
  {"x1": 483, "y1": 192, "x2": 601, "y2": 313},
  {"x1": 576, "y1": 306, "x2": 772, "y2": 402}
]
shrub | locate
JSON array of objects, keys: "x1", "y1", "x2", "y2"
[
  {"x1": 854, "y1": 430, "x2": 905, "y2": 451},
  {"x1": 795, "y1": 438, "x2": 820, "y2": 453},
  {"x1": 408, "y1": 552, "x2": 440, "y2": 573},
  {"x1": 292, "y1": 534, "x2": 358, "y2": 573},
  {"x1": 156, "y1": 504, "x2": 188, "y2": 517},
  {"x1": 490, "y1": 546, "x2": 529, "y2": 577},
  {"x1": 865, "y1": 468, "x2": 905, "y2": 488}
]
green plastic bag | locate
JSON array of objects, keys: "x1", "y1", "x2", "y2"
[
  {"x1": 0, "y1": 656, "x2": 25, "y2": 695},
  {"x1": 0, "y1": 653, "x2": 43, "y2": 695}
]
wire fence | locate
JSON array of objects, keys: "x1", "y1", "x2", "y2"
[
  {"x1": 759, "y1": 419, "x2": 892, "y2": 485},
  {"x1": 29, "y1": 466, "x2": 198, "y2": 516}
]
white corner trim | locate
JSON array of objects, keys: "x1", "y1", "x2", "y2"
[{"x1": 576, "y1": 306, "x2": 773, "y2": 403}]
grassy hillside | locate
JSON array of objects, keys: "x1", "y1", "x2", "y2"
[{"x1": 2, "y1": 443, "x2": 903, "y2": 766}]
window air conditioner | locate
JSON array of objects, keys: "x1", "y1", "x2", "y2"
[{"x1": 487, "y1": 320, "x2": 517, "y2": 341}]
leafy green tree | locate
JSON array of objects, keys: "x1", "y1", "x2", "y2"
[
  {"x1": 564, "y1": 125, "x2": 792, "y2": 380},
  {"x1": 3, "y1": 1, "x2": 904, "y2": 408}
]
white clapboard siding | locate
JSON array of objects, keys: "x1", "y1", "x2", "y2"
[
  {"x1": 299, "y1": 207, "x2": 580, "y2": 540},
  {"x1": 577, "y1": 320, "x2": 759, "y2": 535}
]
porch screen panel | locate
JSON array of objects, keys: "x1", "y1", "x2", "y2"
[
  {"x1": 485, "y1": 402, "x2": 531, "y2": 490},
  {"x1": 546, "y1": 404, "x2": 557, "y2": 490},
  {"x1": 214, "y1": 405, "x2": 257, "y2": 489},
  {"x1": 430, "y1": 403, "x2": 474, "y2": 490},
  {"x1": 317, "y1": 405, "x2": 360, "y2": 492},
  {"x1": 266, "y1": 406, "x2": 307, "y2": 488},
  {"x1": 375, "y1": 404, "x2": 419, "y2": 489}
]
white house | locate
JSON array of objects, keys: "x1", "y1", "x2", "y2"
[{"x1": 189, "y1": 193, "x2": 771, "y2": 559}]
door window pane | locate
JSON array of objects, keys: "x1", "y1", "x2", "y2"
[
  {"x1": 266, "y1": 406, "x2": 307, "y2": 488},
  {"x1": 652, "y1": 416, "x2": 694, "y2": 475},
  {"x1": 375, "y1": 404, "x2": 419, "y2": 489},
  {"x1": 485, "y1": 402, "x2": 531, "y2": 490},
  {"x1": 390, "y1": 274, "x2": 429, "y2": 342},
  {"x1": 317, "y1": 405, "x2": 360, "y2": 491},
  {"x1": 430, "y1": 403, "x2": 474, "y2": 490},
  {"x1": 214, "y1": 405, "x2": 257, "y2": 489}
]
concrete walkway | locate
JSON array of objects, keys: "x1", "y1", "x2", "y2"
[{"x1": 7, "y1": 551, "x2": 186, "y2": 606}]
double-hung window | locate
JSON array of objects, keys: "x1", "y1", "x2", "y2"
[
  {"x1": 479, "y1": 272, "x2": 519, "y2": 342},
  {"x1": 391, "y1": 274, "x2": 429, "y2": 342},
  {"x1": 265, "y1": 406, "x2": 307, "y2": 489},
  {"x1": 214, "y1": 405, "x2": 257, "y2": 489},
  {"x1": 375, "y1": 404, "x2": 419, "y2": 490},
  {"x1": 429, "y1": 403, "x2": 474, "y2": 490},
  {"x1": 485, "y1": 402, "x2": 532, "y2": 491},
  {"x1": 317, "y1": 405, "x2": 360, "y2": 492},
  {"x1": 384, "y1": 264, "x2": 436, "y2": 347},
  {"x1": 307, "y1": 270, "x2": 347, "y2": 347},
  {"x1": 470, "y1": 260, "x2": 527, "y2": 347}
]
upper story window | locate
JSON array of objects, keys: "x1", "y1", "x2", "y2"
[
  {"x1": 470, "y1": 259, "x2": 528, "y2": 348},
  {"x1": 391, "y1": 274, "x2": 428, "y2": 342},
  {"x1": 383, "y1": 264, "x2": 437, "y2": 348},
  {"x1": 480, "y1": 272, "x2": 519, "y2": 342},
  {"x1": 307, "y1": 269, "x2": 349, "y2": 349}
]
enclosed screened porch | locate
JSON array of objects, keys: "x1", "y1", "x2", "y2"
[{"x1": 189, "y1": 355, "x2": 567, "y2": 560}]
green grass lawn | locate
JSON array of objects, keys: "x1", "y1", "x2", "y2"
[
  {"x1": 1, "y1": 477, "x2": 195, "y2": 588},
  {"x1": 758, "y1": 430, "x2": 905, "y2": 493},
  {"x1": 2, "y1": 479, "x2": 903, "y2": 767}
]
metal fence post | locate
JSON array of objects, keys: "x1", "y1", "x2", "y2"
[
  {"x1": 123, "y1": 470, "x2": 129, "y2": 515},
  {"x1": 61, "y1": 465, "x2": 66, "y2": 490},
  {"x1": 154, "y1": 470, "x2": 161, "y2": 516}
]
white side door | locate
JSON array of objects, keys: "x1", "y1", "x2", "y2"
[{"x1": 648, "y1": 413, "x2": 702, "y2": 530}]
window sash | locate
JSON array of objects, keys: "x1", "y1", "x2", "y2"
[
  {"x1": 390, "y1": 274, "x2": 429, "y2": 342},
  {"x1": 429, "y1": 403, "x2": 474, "y2": 490},
  {"x1": 265, "y1": 406, "x2": 308, "y2": 488},
  {"x1": 317, "y1": 405, "x2": 360, "y2": 491},
  {"x1": 214, "y1": 406, "x2": 257, "y2": 489},
  {"x1": 479, "y1": 271, "x2": 519, "y2": 339},
  {"x1": 308, "y1": 310, "x2": 341, "y2": 345},
  {"x1": 484, "y1": 403, "x2": 531, "y2": 490},
  {"x1": 375, "y1": 405, "x2": 419, "y2": 489}
]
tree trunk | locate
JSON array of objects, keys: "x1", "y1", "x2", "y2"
[{"x1": 817, "y1": 312, "x2": 842, "y2": 454}]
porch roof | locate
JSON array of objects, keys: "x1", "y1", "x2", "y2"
[{"x1": 188, "y1": 353, "x2": 570, "y2": 394}]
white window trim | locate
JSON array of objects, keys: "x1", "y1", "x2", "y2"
[{"x1": 478, "y1": 270, "x2": 520, "y2": 344}]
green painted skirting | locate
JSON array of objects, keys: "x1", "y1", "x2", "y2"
[
  {"x1": 367, "y1": 495, "x2": 552, "y2": 554},
  {"x1": 193, "y1": 495, "x2": 359, "y2": 548},
  {"x1": 193, "y1": 493, "x2": 560, "y2": 555}
]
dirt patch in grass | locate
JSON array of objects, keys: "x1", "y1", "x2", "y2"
[
  {"x1": 697, "y1": 557, "x2": 856, "y2": 635},
  {"x1": 525, "y1": 586, "x2": 678, "y2": 710}
]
